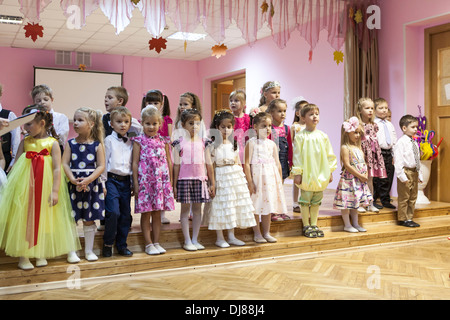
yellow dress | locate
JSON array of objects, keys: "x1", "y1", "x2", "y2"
[{"x1": 0, "y1": 136, "x2": 81, "y2": 258}]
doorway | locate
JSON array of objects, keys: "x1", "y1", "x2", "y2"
[
  {"x1": 425, "y1": 23, "x2": 450, "y2": 202},
  {"x1": 211, "y1": 72, "x2": 246, "y2": 115}
]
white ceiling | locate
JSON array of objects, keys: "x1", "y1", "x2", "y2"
[{"x1": 0, "y1": 0, "x2": 273, "y2": 60}]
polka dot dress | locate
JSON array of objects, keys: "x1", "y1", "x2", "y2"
[{"x1": 68, "y1": 139, "x2": 105, "y2": 222}]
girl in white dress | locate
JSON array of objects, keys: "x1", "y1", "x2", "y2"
[
  {"x1": 207, "y1": 110, "x2": 256, "y2": 248},
  {"x1": 244, "y1": 112, "x2": 288, "y2": 243}
]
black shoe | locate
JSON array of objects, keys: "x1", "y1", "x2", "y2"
[
  {"x1": 382, "y1": 203, "x2": 396, "y2": 209},
  {"x1": 410, "y1": 221, "x2": 420, "y2": 227},
  {"x1": 117, "y1": 248, "x2": 133, "y2": 257},
  {"x1": 373, "y1": 203, "x2": 383, "y2": 209},
  {"x1": 398, "y1": 220, "x2": 415, "y2": 227},
  {"x1": 102, "y1": 245, "x2": 112, "y2": 257}
]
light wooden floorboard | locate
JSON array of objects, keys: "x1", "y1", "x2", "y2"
[{"x1": 2, "y1": 238, "x2": 449, "y2": 300}]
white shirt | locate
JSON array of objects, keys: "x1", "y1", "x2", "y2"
[
  {"x1": 374, "y1": 117, "x2": 397, "y2": 150},
  {"x1": 393, "y1": 134, "x2": 423, "y2": 183},
  {"x1": 103, "y1": 131, "x2": 133, "y2": 179},
  {"x1": 0, "y1": 103, "x2": 20, "y2": 167},
  {"x1": 50, "y1": 109, "x2": 69, "y2": 146}
]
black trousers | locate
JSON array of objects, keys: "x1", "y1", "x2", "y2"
[{"x1": 373, "y1": 149, "x2": 395, "y2": 205}]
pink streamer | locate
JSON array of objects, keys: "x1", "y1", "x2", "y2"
[{"x1": 19, "y1": 0, "x2": 52, "y2": 23}]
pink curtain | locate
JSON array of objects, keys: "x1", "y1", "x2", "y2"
[{"x1": 16, "y1": 0, "x2": 349, "y2": 52}]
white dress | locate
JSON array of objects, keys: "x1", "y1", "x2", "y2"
[
  {"x1": 207, "y1": 143, "x2": 256, "y2": 230},
  {"x1": 249, "y1": 137, "x2": 288, "y2": 215}
]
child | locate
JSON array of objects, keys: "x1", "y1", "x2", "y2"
[
  {"x1": 173, "y1": 109, "x2": 215, "y2": 251},
  {"x1": 244, "y1": 112, "x2": 287, "y2": 243},
  {"x1": 258, "y1": 81, "x2": 281, "y2": 113},
  {"x1": 0, "y1": 144, "x2": 7, "y2": 200},
  {"x1": 267, "y1": 99, "x2": 292, "y2": 221},
  {"x1": 355, "y1": 97, "x2": 386, "y2": 212},
  {"x1": 0, "y1": 83, "x2": 20, "y2": 171},
  {"x1": 373, "y1": 98, "x2": 397, "y2": 209},
  {"x1": 62, "y1": 107, "x2": 106, "y2": 261},
  {"x1": 102, "y1": 106, "x2": 134, "y2": 257},
  {"x1": 142, "y1": 90, "x2": 173, "y2": 224},
  {"x1": 229, "y1": 90, "x2": 251, "y2": 165},
  {"x1": 31, "y1": 85, "x2": 69, "y2": 151},
  {"x1": 132, "y1": 106, "x2": 175, "y2": 255},
  {"x1": 207, "y1": 110, "x2": 256, "y2": 248},
  {"x1": 291, "y1": 100, "x2": 308, "y2": 213},
  {"x1": 174, "y1": 92, "x2": 203, "y2": 131},
  {"x1": 103, "y1": 86, "x2": 142, "y2": 138},
  {"x1": 394, "y1": 115, "x2": 422, "y2": 228},
  {"x1": 292, "y1": 104, "x2": 337, "y2": 238},
  {"x1": 333, "y1": 117, "x2": 373, "y2": 232},
  {"x1": 0, "y1": 105, "x2": 80, "y2": 270}
]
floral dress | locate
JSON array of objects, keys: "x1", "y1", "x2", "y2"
[
  {"x1": 333, "y1": 147, "x2": 373, "y2": 210},
  {"x1": 131, "y1": 134, "x2": 175, "y2": 213},
  {"x1": 361, "y1": 122, "x2": 387, "y2": 178}
]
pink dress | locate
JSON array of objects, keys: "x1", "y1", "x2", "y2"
[
  {"x1": 158, "y1": 116, "x2": 173, "y2": 138},
  {"x1": 234, "y1": 114, "x2": 251, "y2": 164},
  {"x1": 361, "y1": 122, "x2": 387, "y2": 178},
  {"x1": 131, "y1": 134, "x2": 175, "y2": 213}
]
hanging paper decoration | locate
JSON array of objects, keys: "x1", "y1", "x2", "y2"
[
  {"x1": 261, "y1": 1, "x2": 269, "y2": 14},
  {"x1": 270, "y1": 1, "x2": 275, "y2": 17},
  {"x1": 184, "y1": 40, "x2": 187, "y2": 53},
  {"x1": 211, "y1": 44, "x2": 228, "y2": 59},
  {"x1": 349, "y1": 7, "x2": 355, "y2": 19},
  {"x1": 308, "y1": 50, "x2": 313, "y2": 63},
  {"x1": 24, "y1": 23, "x2": 44, "y2": 42},
  {"x1": 333, "y1": 51, "x2": 344, "y2": 65},
  {"x1": 78, "y1": 64, "x2": 87, "y2": 71},
  {"x1": 148, "y1": 37, "x2": 167, "y2": 53},
  {"x1": 130, "y1": 0, "x2": 140, "y2": 4},
  {"x1": 354, "y1": 9, "x2": 363, "y2": 24}
]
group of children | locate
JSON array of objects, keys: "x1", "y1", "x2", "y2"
[{"x1": 0, "y1": 81, "x2": 423, "y2": 270}]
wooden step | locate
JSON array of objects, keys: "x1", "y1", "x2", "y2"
[{"x1": 0, "y1": 196, "x2": 449, "y2": 290}]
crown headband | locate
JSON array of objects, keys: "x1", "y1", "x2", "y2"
[{"x1": 261, "y1": 81, "x2": 281, "y2": 95}]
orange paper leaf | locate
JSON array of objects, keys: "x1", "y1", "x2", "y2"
[
  {"x1": 261, "y1": 1, "x2": 268, "y2": 13},
  {"x1": 211, "y1": 44, "x2": 227, "y2": 59},
  {"x1": 148, "y1": 37, "x2": 167, "y2": 54},
  {"x1": 354, "y1": 9, "x2": 363, "y2": 24},
  {"x1": 333, "y1": 50, "x2": 344, "y2": 65},
  {"x1": 24, "y1": 23, "x2": 44, "y2": 42},
  {"x1": 130, "y1": 0, "x2": 140, "y2": 4}
]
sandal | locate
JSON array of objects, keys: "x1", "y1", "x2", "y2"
[
  {"x1": 302, "y1": 226, "x2": 317, "y2": 238},
  {"x1": 311, "y1": 225, "x2": 324, "y2": 237},
  {"x1": 280, "y1": 214, "x2": 291, "y2": 221},
  {"x1": 271, "y1": 213, "x2": 283, "y2": 222}
]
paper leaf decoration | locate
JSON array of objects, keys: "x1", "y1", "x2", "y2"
[
  {"x1": 348, "y1": 7, "x2": 354, "y2": 19},
  {"x1": 308, "y1": 50, "x2": 313, "y2": 63},
  {"x1": 333, "y1": 50, "x2": 344, "y2": 65},
  {"x1": 148, "y1": 37, "x2": 167, "y2": 53},
  {"x1": 261, "y1": 1, "x2": 269, "y2": 13},
  {"x1": 130, "y1": 0, "x2": 140, "y2": 4},
  {"x1": 211, "y1": 44, "x2": 227, "y2": 59},
  {"x1": 270, "y1": 2, "x2": 275, "y2": 17},
  {"x1": 24, "y1": 23, "x2": 44, "y2": 42},
  {"x1": 184, "y1": 40, "x2": 187, "y2": 53},
  {"x1": 354, "y1": 9, "x2": 363, "y2": 24}
]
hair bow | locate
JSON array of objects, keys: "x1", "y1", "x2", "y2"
[{"x1": 343, "y1": 116, "x2": 360, "y2": 133}]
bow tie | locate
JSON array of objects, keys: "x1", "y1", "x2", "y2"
[{"x1": 117, "y1": 133, "x2": 128, "y2": 142}]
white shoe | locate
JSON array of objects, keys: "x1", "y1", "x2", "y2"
[
  {"x1": 215, "y1": 240, "x2": 230, "y2": 248},
  {"x1": 357, "y1": 207, "x2": 366, "y2": 213},
  {"x1": 193, "y1": 242, "x2": 205, "y2": 250},
  {"x1": 154, "y1": 243, "x2": 166, "y2": 254},
  {"x1": 85, "y1": 251, "x2": 98, "y2": 261},
  {"x1": 18, "y1": 257, "x2": 34, "y2": 270},
  {"x1": 145, "y1": 244, "x2": 160, "y2": 255},
  {"x1": 263, "y1": 234, "x2": 277, "y2": 243},
  {"x1": 344, "y1": 226, "x2": 359, "y2": 233},
  {"x1": 161, "y1": 217, "x2": 170, "y2": 224},
  {"x1": 254, "y1": 236, "x2": 267, "y2": 243},
  {"x1": 97, "y1": 224, "x2": 105, "y2": 231},
  {"x1": 36, "y1": 258, "x2": 48, "y2": 267},
  {"x1": 228, "y1": 238, "x2": 245, "y2": 246},
  {"x1": 354, "y1": 225, "x2": 367, "y2": 232},
  {"x1": 369, "y1": 205, "x2": 379, "y2": 212},
  {"x1": 67, "y1": 251, "x2": 80, "y2": 264},
  {"x1": 183, "y1": 243, "x2": 198, "y2": 251}
]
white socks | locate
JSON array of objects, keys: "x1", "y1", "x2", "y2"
[{"x1": 83, "y1": 224, "x2": 98, "y2": 261}]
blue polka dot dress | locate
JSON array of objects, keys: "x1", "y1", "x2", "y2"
[{"x1": 68, "y1": 139, "x2": 105, "y2": 222}]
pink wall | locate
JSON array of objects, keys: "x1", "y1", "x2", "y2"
[
  {"x1": 0, "y1": 47, "x2": 199, "y2": 122},
  {"x1": 198, "y1": 30, "x2": 345, "y2": 189}
]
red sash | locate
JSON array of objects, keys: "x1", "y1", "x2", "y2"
[{"x1": 25, "y1": 149, "x2": 49, "y2": 248}]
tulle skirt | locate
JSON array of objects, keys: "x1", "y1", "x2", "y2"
[
  {"x1": 204, "y1": 165, "x2": 256, "y2": 230},
  {"x1": 0, "y1": 155, "x2": 81, "y2": 259}
]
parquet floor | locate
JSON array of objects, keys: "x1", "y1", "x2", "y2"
[{"x1": 2, "y1": 238, "x2": 449, "y2": 300}]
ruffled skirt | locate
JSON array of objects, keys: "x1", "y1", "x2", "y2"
[
  {"x1": 333, "y1": 170, "x2": 373, "y2": 210},
  {"x1": 205, "y1": 165, "x2": 256, "y2": 230},
  {"x1": 0, "y1": 155, "x2": 81, "y2": 258}
]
